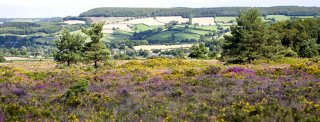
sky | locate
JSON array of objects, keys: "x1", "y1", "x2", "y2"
[{"x1": 0, "y1": 0, "x2": 319, "y2": 18}]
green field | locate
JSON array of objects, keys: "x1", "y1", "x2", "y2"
[
  {"x1": 174, "y1": 32, "x2": 200, "y2": 40},
  {"x1": 132, "y1": 24, "x2": 163, "y2": 32},
  {"x1": 132, "y1": 23, "x2": 230, "y2": 43},
  {"x1": 264, "y1": 15, "x2": 316, "y2": 22},
  {"x1": 147, "y1": 30, "x2": 201, "y2": 42},
  {"x1": 194, "y1": 25, "x2": 229, "y2": 31},
  {"x1": 265, "y1": 15, "x2": 291, "y2": 21},
  {"x1": 215, "y1": 17, "x2": 236, "y2": 23},
  {"x1": 183, "y1": 29, "x2": 209, "y2": 35},
  {"x1": 147, "y1": 31, "x2": 174, "y2": 41},
  {"x1": 104, "y1": 30, "x2": 132, "y2": 41},
  {"x1": 175, "y1": 25, "x2": 230, "y2": 31}
]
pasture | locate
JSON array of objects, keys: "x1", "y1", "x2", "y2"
[
  {"x1": 155, "y1": 16, "x2": 188, "y2": 24},
  {"x1": 131, "y1": 24, "x2": 163, "y2": 32},
  {"x1": 183, "y1": 28, "x2": 211, "y2": 35},
  {"x1": 174, "y1": 32, "x2": 200, "y2": 40},
  {"x1": 103, "y1": 23, "x2": 132, "y2": 34},
  {"x1": 147, "y1": 31, "x2": 174, "y2": 41},
  {"x1": 96, "y1": 16, "x2": 233, "y2": 43},
  {"x1": 265, "y1": 15, "x2": 291, "y2": 21},
  {"x1": 215, "y1": 17, "x2": 236, "y2": 23},
  {"x1": 121, "y1": 17, "x2": 165, "y2": 26},
  {"x1": 3, "y1": 57, "x2": 53, "y2": 62},
  {"x1": 133, "y1": 44, "x2": 193, "y2": 50},
  {"x1": 103, "y1": 30, "x2": 132, "y2": 41},
  {"x1": 192, "y1": 17, "x2": 216, "y2": 26},
  {"x1": 86, "y1": 17, "x2": 134, "y2": 24}
]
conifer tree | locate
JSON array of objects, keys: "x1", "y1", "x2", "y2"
[
  {"x1": 55, "y1": 29, "x2": 86, "y2": 66},
  {"x1": 223, "y1": 9, "x2": 282, "y2": 63},
  {"x1": 82, "y1": 23, "x2": 110, "y2": 68}
]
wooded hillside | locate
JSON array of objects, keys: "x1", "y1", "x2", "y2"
[{"x1": 80, "y1": 6, "x2": 320, "y2": 17}]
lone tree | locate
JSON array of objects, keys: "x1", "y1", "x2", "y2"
[
  {"x1": 222, "y1": 9, "x2": 282, "y2": 63},
  {"x1": 82, "y1": 22, "x2": 110, "y2": 68},
  {"x1": 188, "y1": 14, "x2": 193, "y2": 25},
  {"x1": 55, "y1": 29, "x2": 86, "y2": 66}
]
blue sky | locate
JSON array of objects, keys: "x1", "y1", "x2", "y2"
[{"x1": 0, "y1": 0, "x2": 319, "y2": 18}]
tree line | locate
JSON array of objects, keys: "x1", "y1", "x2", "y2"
[
  {"x1": 80, "y1": 6, "x2": 320, "y2": 18},
  {"x1": 0, "y1": 22, "x2": 83, "y2": 35},
  {"x1": 222, "y1": 9, "x2": 320, "y2": 63},
  {"x1": 180, "y1": 9, "x2": 320, "y2": 62}
]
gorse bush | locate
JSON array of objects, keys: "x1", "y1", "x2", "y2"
[{"x1": 1, "y1": 103, "x2": 27, "y2": 121}]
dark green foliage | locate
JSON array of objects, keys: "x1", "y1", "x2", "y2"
[
  {"x1": 271, "y1": 18, "x2": 320, "y2": 58},
  {"x1": 277, "y1": 48, "x2": 298, "y2": 57},
  {"x1": 205, "y1": 39, "x2": 223, "y2": 58},
  {"x1": 223, "y1": 9, "x2": 282, "y2": 63},
  {"x1": 0, "y1": 55, "x2": 5, "y2": 62},
  {"x1": 80, "y1": 7, "x2": 320, "y2": 17},
  {"x1": 62, "y1": 79, "x2": 89, "y2": 107},
  {"x1": 152, "y1": 49, "x2": 161, "y2": 54},
  {"x1": 165, "y1": 21, "x2": 179, "y2": 30},
  {"x1": 0, "y1": 21, "x2": 83, "y2": 35},
  {"x1": 113, "y1": 54, "x2": 131, "y2": 60},
  {"x1": 0, "y1": 21, "x2": 84, "y2": 53},
  {"x1": 131, "y1": 29, "x2": 162, "y2": 40},
  {"x1": 63, "y1": 16, "x2": 92, "y2": 25},
  {"x1": 108, "y1": 40, "x2": 148, "y2": 49},
  {"x1": 188, "y1": 16, "x2": 193, "y2": 25},
  {"x1": 189, "y1": 43, "x2": 209, "y2": 59},
  {"x1": 82, "y1": 23, "x2": 110, "y2": 68},
  {"x1": 54, "y1": 29, "x2": 86, "y2": 66},
  {"x1": 138, "y1": 49, "x2": 150, "y2": 57},
  {"x1": 63, "y1": 79, "x2": 89, "y2": 100},
  {"x1": 160, "y1": 48, "x2": 188, "y2": 58},
  {"x1": 298, "y1": 39, "x2": 319, "y2": 58},
  {"x1": 0, "y1": 35, "x2": 54, "y2": 48},
  {"x1": 0, "y1": 22, "x2": 40, "y2": 28}
]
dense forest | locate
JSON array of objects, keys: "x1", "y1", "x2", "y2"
[{"x1": 80, "y1": 6, "x2": 320, "y2": 17}]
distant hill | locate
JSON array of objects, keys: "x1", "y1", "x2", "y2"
[{"x1": 80, "y1": 6, "x2": 320, "y2": 17}]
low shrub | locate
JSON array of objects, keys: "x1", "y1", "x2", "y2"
[
  {"x1": 0, "y1": 56, "x2": 5, "y2": 63},
  {"x1": 63, "y1": 79, "x2": 89, "y2": 102},
  {"x1": 204, "y1": 65, "x2": 222, "y2": 75}
]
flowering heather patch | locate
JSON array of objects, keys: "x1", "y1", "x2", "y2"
[
  {"x1": 224, "y1": 66, "x2": 256, "y2": 78},
  {"x1": 0, "y1": 58, "x2": 319, "y2": 121}
]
